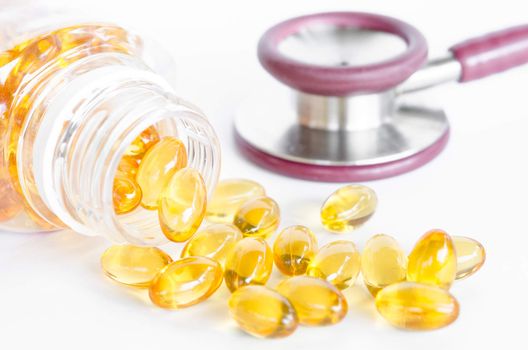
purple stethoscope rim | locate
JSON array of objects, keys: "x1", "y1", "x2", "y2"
[
  {"x1": 258, "y1": 11, "x2": 428, "y2": 96},
  {"x1": 235, "y1": 128, "x2": 450, "y2": 183}
]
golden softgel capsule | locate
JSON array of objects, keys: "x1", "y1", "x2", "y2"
[
  {"x1": 307, "y1": 240, "x2": 361, "y2": 290},
  {"x1": 320, "y1": 184, "x2": 377, "y2": 233},
  {"x1": 158, "y1": 168, "x2": 207, "y2": 242},
  {"x1": 206, "y1": 179, "x2": 265, "y2": 223},
  {"x1": 224, "y1": 237, "x2": 273, "y2": 292},
  {"x1": 273, "y1": 225, "x2": 318, "y2": 276},
  {"x1": 276, "y1": 276, "x2": 348, "y2": 326},
  {"x1": 136, "y1": 136, "x2": 188, "y2": 209},
  {"x1": 125, "y1": 126, "x2": 160, "y2": 160},
  {"x1": 113, "y1": 176, "x2": 142, "y2": 215},
  {"x1": 117, "y1": 155, "x2": 140, "y2": 178},
  {"x1": 453, "y1": 236, "x2": 486, "y2": 280},
  {"x1": 375, "y1": 282, "x2": 459, "y2": 330},
  {"x1": 233, "y1": 196, "x2": 280, "y2": 239},
  {"x1": 407, "y1": 229, "x2": 457, "y2": 289},
  {"x1": 0, "y1": 169, "x2": 23, "y2": 221},
  {"x1": 361, "y1": 234, "x2": 407, "y2": 296},
  {"x1": 229, "y1": 285, "x2": 298, "y2": 338},
  {"x1": 149, "y1": 256, "x2": 223, "y2": 309},
  {"x1": 101, "y1": 245, "x2": 172, "y2": 287},
  {"x1": 181, "y1": 223, "x2": 243, "y2": 267}
]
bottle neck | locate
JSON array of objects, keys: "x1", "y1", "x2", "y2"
[{"x1": 18, "y1": 52, "x2": 220, "y2": 244}]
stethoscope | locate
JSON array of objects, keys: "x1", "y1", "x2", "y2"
[{"x1": 235, "y1": 12, "x2": 528, "y2": 182}]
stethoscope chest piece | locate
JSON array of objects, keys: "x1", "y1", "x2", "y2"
[{"x1": 235, "y1": 12, "x2": 528, "y2": 181}]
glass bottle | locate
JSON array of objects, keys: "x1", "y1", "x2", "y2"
[{"x1": 0, "y1": 4, "x2": 221, "y2": 245}]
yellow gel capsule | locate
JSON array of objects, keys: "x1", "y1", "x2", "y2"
[
  {"x1": 149, "y1": 256, "x2": 223, "y2": 309},
  {"x1": 273, "y1": 225, "x2": 318, "y2": 276},
  {"x1": 361, "y1": 234, "x2": 408, "y2": 296},
  {"x1": 206, "y1": 179, "x2": 266, "y2": 223},
  {"x1": 320, "y1": 184, "x2": 377, "y2": 233},
  {"x1": 375, "y1": 281, "x2": 459, "y2": 330},
  {"x1": 158, "y1": 168, "x2": 207, "y2": 242},
  {"x1": 306, "y1": 240, "x2": 361, "y2": 290},
  {"x1": 276, "y1": 276, "x2": 348, "y2": 326},
  {"x1": 453, "y1": 236, "x2": 486, "y2": 280},
  {"x1": 233, "y1": 196, "x2": 280, "y2": 239},
  {"x1": 224, "y1": 237, "x2": 273, "y2": 292},
  {"x1": 113, "y1": 176, "x2": 142, "y2": 215},
  {"x1": 117, "y1": 155, "x2": 139, "y2": 177},
  {"x1": 136, "y1": 136, "x2": 188, "y2": 209},
  {"x1": 181, "y1": 223, "x2": 243, "y2": 267},
  {"x1": 407, "y1": 229, "x2": 457, "y2": 289},
  {"x1": 228, "y1": 285, "x2": 298, "y2": 338},
  {"x1": 125, "y1": 125, "x2": 160, "y2": 159},
  {"x1": 0, "y1": 170, "x2": 23, "y2": 221},
  {"x1": 100, "y1": 245, "x2": 172, "y2": 287}
]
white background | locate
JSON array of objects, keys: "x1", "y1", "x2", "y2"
[{"x1": 1, "y1": 0, "x2": 527, "y2": 349}]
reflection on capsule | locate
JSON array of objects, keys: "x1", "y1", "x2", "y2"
[
  {"x1": 453, "y1": 236, "x2": 486, "y2": 280},
  {"x1": 273, "y1": 225, "x2": 318, "y2": 276},
  {"x1": 158, "y1": 168, "x2": 207, "y2": 242},
  {"x1": 407, "y1": 229, "x2": 457, "y2": 289},
  {"x1": 229, "y1": 285, "x2": 298, "y2": 338},
  {"x1": 307, "y1": 240, "x2": 360, "y2": 290},
  {"x1": 149, "y1": 256, "x2": 223, "y2": 309},
  {"x1": 361, "y1": 234, "x2": 407, "y2": 296},
  {"x1": 101, "y1": 245, "x2": 172, "y2": 287},
  {"x1": 224, "y1": 237, "x2": 273, "y2": 292},
  {"x1": 276, "y1": 276, "x2": 348, "y2": 326},
  {"x1": 233, "y1": 196, "x2": 280, "y2": 239},
  {"x1": 181, "y1": 223, "x2": 243, "y2": 267},
  {"x1": 320, "y1": 184, "x2": 377, "y2": 233},
  {"x1": 375, "y1": 281, "x2": 459, "y2": 330},
  {"x1": 136, "y1": 136, "x2": 188, "y2": 209},
  {"x1": 206, "y1": 179, "x2": 266, "y2": 223}
]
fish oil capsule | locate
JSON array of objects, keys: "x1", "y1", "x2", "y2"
[
  {"x1": 181, "y1": 223, "x2": 243, "y2": 267},
  {"x1": 0, "y1": 170, "x2": 23, "y2": 221},
  {"x1": 206, "y1": 179, "x2": 266, "y2": 223},
  {"x1": 224, "y1": 237, "x2": 273, "y2": 292},
  {"x1": 307, "y1": 240, "x2": 360, "y2": 289},
  {"x1": 158, "y1": 168, "x2": 207, "y2": 242},
  {"x1": 233, "y1": 196, "x2": 280, "y2": 239},
  {"x1": 113, "y1": 176, "x2": 142, "y2": 215},
  {"x1": 149, "y1": 256, "x2": 223, "y2": 309},
  {"x1": 320, "y1": 184, "x2": 377, "y2": 233},
  {"x1": 375, "y1": 281, "x2": 459, "y2": 330},
  {"x1": 100, "y1": 245, "x2": 172, "y2": 287},
  {"x1": 276, "y1": 276, "x2": 348, "y2": 326},
  {"x1": 125, "y1": 126, "x2": 160, "y2": 160},
  {"x1": 361, "y1": 234, "x2": 408, "y2": 296},
  {"x1": 116, "y1": 155, "x2": 139, "y2": 177},
  {"x1": 136, "y1": 136, "x2": 188, "y2": 209},
  {"x1": 228, "y1": 285, "x2": 298, "y2": 338},
  {"x1": 453, "y1": 236, "x2": 486, "y2": 280},
  {"x1": 407, "y1": 229, "x2": 457, "y2": 289},
  {"x1": 273, "y1": 225, "x2": 318, "y2": 276}
]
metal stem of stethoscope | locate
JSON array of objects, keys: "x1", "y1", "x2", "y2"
[
  {"x1": 296, "y1": 54, "x2": 461, "y2": 131},
  {"x1": 235, "y1": 12, "x2": 528, "y2": 182}
]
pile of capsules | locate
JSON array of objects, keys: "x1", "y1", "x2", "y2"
[
  {"x1": 102, "y1": 132, "x2": 485, "y2": 338},
  {"x1": 112, "y1": 127, "x2": 207, "y2": 243}
]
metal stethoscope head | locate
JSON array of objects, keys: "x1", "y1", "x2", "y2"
[{"x1": 235, "y1": 12, "x2": 528, "y2": 182}]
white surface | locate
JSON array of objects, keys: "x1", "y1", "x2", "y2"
[{"x1": 1, "y1": 0, "x2": 527, "y2": 348}]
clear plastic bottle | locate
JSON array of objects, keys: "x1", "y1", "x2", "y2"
[{"x1": 0, "y1": 5, "x2": 221, "y2": 245}]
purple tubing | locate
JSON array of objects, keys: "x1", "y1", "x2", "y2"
[
  {"x1": 235, "y1": 128, "x2": 450, "y2": 183},
  {"x1": 450, "y1": 24, "x2": 528, "y2": 82},
  {"x1": 258, "y1": 12, "x2": 428, "y2": 96}
]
